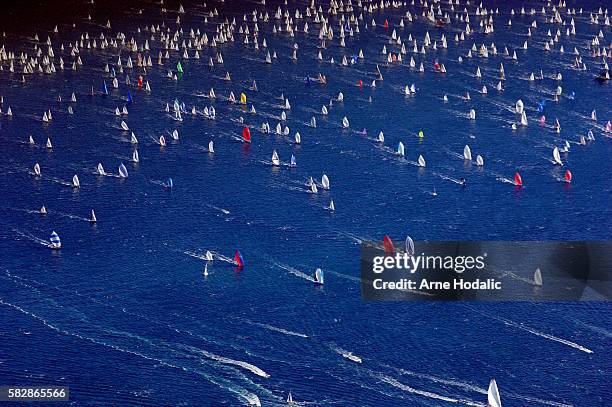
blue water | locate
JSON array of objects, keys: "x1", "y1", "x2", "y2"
[{"x1": 1, "y1": 0, "x2": 611, "y2": 405}]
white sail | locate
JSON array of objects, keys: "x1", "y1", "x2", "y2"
[
  {"x1": 463, "y1": 145, "x2": 472, "y2": 160},
  {"x1": 534, "y1": 268, "x2": 542, "y2": 286},
  {"x1": 271, "y1": 150, "x2": 280, "y2": 166},
  {"x1": 97, "y1": 163, "x2": 106, "y2": 175},
  {"x1": 321, "y1": 106, "x2": 328, "y2": 115},
  {"x1": 342, "y1": 116, "x2": 349, "y2": 128},
  {"x1": 208, "y1": 140, "x2": 214, "y2": 153},
  {"x1": 515, "y1": 99, "x2": 524, "y2": 114},
  {"x1": 487, "y1": 379, "x2": 502, "y2": 407},
  {"x1": 321, "y1": 174, "x2": 330, "y2": 190},
  {"x1": 328, "y1": 200, "x2": 335, "y2": 211},
  {"x1": 130, "y1": 132, "x2": 138, "y2": 144},
  {"x1": 294, "y1": 132, "x2": 301, "y2": 144},
  {"x1": 378, "y1": 131, "x2": 384, "y2": 143},
  {"x1": 310, "y1": 116, "x2": 317, "y2": 127},
  {"x1": 552, "y1": 147, "x2": 562, "y2": 165},
  {"x1": 29, "y1": 135, "x2": 35, "y2": 144},
  {"x1": 405, "y1": 236, "x2": 415, "y2": 256},
  {"x1": 72, "y1": 174, "x2": 80, "y2": 188},
  {"x1": 90, "y1": 209, "x2": 97, "y2": 222},
  {"x1": 418, "y1": 155, "x2": 426, "y2": 167},
  {"x1": 520, "y1": 112, "x2": 528, "y2": 126},
  {"x1": 314, "y1": 268, "x2": 324, "y2": 284},
  {"x1": 119, "y1": 163, "x2": 128, "y2": 178},
  {"x1": 33, "y1": 163, "x2": 41, "y2": 176},
  {"x1": 397, "y1": 142, "x2": 405, "y2": 157},
  {"x1": 171, "y1": 129, "x2": 179, "y2": 140},
  {"x1": 310, "y1": 182, "x2": 318, "y2": 194},
  {"x1": 287, "y1": 392, "x2": 293, "y2": 404},
  {"x1": 132, "y1": 150, "x2": 139, "y2": 163},
  {"x1": 120, "y1": 120, "x2": 129, "y2": 131},
  {"x1": 46, "y1": 138, "x2": 52, "y2": 148},
  {"x1": 476, "y1": 155, "x2": 484, "y2": 166},
  {"x1": 159, "y1": 135, "x2": 166, "y2": 146}
]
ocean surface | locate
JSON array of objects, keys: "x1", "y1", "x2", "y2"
[{"x1": 0, "y1": 0, "x2": 611, "y2": 405}]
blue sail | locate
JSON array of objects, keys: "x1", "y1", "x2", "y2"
[
  {"x1": 50, "y1": 231, "x2": 61, "y2": 248},
  {"x1": 102, "y1": 81, "x2": 108, "y2": 95},
  {"x1": 290, "y1": 154, "x2": 296, "y2": 167},
  {"x1": 127, "y1": 91, "x2": 133, "y2": 104}
]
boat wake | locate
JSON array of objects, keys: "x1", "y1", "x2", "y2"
[
  {"x1": 272, "y1": 261, "x2": 316, "y2": 283},
  {"x1": 13, "y1": 228, "x2": 50, "y2": 247},
  {"x1": 241, "y1": 319, "x2": 309, "y2": 339}
]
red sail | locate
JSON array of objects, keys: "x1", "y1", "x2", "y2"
[
  {"x1": 514, "y1": 172, "x2": 523, "y2": 186},
  {"x1": 234, "y1": 250, "x2": 244, "y2": 267},
  {"x1": 564, "y1": 169, "x2": 572, "y2": 182},
  {"x1": 383, "y1": 235, "x2": 395, "y2": 255},
  {"x1": 242, "y1": 127, "x2": 251, "y2": 143}
]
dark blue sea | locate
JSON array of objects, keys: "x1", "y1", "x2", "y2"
[{"x1": 0, "y1": 0, "x2": 611, "y2": 405}]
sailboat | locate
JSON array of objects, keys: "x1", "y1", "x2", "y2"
[
  {"x1": 119, "y1": 163, "x2": 129, "y2": 178},
  {"x1": 49, "y1": 231, "x2": 61, "y2": 249},
  {"x1": 487, "y1": 379, "x2": 502, "y2": 407},
  {"x1": 321, "y1": 174, "x2": 330, "y2": 190},
  {"x1": 342, "y1": 116, "x2": 349, "y2": 128},
  {"x1": 90, "y1": 209, "x2": 97, "y2": 223},
  {"x1": 418, "y1": 155, "x2": 426, "y2": 167},
  {"x1": 405, "y1": 236, "x2": 415, "y2": 256},
  {"x1": 72, "y1": 174, "x2": 80, "y2": 188},
  {"x1": 476, "y1": 155, "x2": 484, "y2": 166},
  {"x1": 533, "y1": 268, "x2": 542, "y2": 286},
  {"x1": 286, "y1": 391, "x2": 294, "y2": 405},
  {"x1": 208, "y1": 140, "x2": 215, "y2": 153},
  {"x1": 271, "y1": 150, "x2": 280, "y2": 166},
  {"x1": 463, "y1": 145, "x2": 472, "y2": 161},
  {"x1": 328, "y1": 200, "x2": 335, "y2": 211},
  {"x1": 132, "y1": 150, "x2": 139, "y2": 163},
  {"x1": 314, "y1": 268, "x2": 324, "y2": 285},
  {"x1": 552, "y1": 147, "x2": 562, "y2": 165},
  {"x1": 33, "y1": 163, "x2": 41, "y2": 176},
  {"x1": 397, "y1": 142, "x2": 405, "y2": 157}
]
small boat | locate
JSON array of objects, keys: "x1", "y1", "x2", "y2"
[
  {"x1": 342, "y1": 352, "x2": 362, "y2": 363},
  {"x1": 119, "y1": 163, "x2": 129, "y2": 178},
  {"x1": 49, "y1": 231, "x2": 61, "y2": 249},
  {"x1": 321, "y1": 174, "x2": 330, "y2": 190},
  {"x1": 533, "y1": 268, "x2": 542, "y2": 286},
  {"x1": 405, "y1": 235, "x2": 415, "y2": 256},
  {"x1": 271, "y1": 150, "x2": 280, "y2": 166},
  {"x1": 487, "y1": 379, "x2": 502, "y2": 407},
  {"x1": 314, "y1": 268, "x2": 324, "y2": 285},
  {"x1": 463, "y1": 145, "x2": 472, "y2": 161}
]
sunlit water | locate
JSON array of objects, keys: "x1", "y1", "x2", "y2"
[{"x1": 0, "y1": 0, "x2": 610, "y2": 405}]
